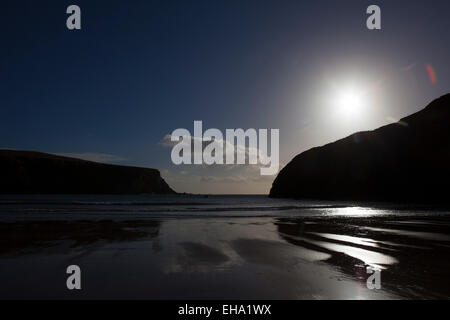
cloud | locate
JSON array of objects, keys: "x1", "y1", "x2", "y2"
[
  {"x1": 159, "y1": 133, "x2": 270, "y2": 164},
  {"x1": 159, "y1": 134, "x2": 178, "y2": 147},
  {"x1": 160, "y1": 162, "x2": 280, "y2": 194},
  {"x1": 158, "y1": 130, "x2": 281, "y2": 193},
  {"x1": 54, "y1": 153, "x2": 126, "y2": 163}
]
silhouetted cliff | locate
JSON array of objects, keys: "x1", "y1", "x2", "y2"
[
  {"x1": 270, "y1": 94, "x2": 450, "y2": 203},
  {"x1": 0, "y1": 151, "x2": 176, "y2": 194}
]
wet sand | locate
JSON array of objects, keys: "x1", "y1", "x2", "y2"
[{"x1": 1, "y1": 215, "x2": 449, "y2": 299}]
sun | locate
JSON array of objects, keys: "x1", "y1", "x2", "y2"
[{"x1": 336, "y1": 88, "x2": 363, "y2": 118}]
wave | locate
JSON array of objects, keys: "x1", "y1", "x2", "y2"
[{"x1": 0, "y1": 204, "x2": 349, "y2": 213}]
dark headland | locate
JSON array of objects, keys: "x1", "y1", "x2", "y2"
[
  {"x1": 0, "y1": 150, "x2": 176, "y2": 194},
  {"x1": 270, "y1": 93, "x2": 450, "y2": 203}
]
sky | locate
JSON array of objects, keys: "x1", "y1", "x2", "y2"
[{"x1": 1, "y1": 0, "x2": 449, "y2": 194}]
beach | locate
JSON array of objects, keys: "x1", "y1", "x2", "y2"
[{"x1": 0, "y1": 195, "x2": 449, "y2": 299}]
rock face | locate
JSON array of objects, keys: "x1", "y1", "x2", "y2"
[
  {"x1": 0, "y1": 150, "x2": 176, "y2": 194},
  {"x1": 270, "y1": 94, "x2": 450, "y2": 203}
]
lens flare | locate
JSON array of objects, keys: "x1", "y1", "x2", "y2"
[{"x1": 425, "y1": 64, "x2": 436, "y2": 84}]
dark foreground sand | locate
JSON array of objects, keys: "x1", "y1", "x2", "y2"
[{"x1": 1, "y1": 215, "x2": 450, "y2": 299}]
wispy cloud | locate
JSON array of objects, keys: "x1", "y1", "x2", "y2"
[
  {"x1": 160, "y1": 163, "x2": 281, "y2": 194},
  {"x1": 159, "y1": 133, "x2": 270, "y2": 163},
  {"x1": 159, "y1": 134, "x2": 178, "y2": 147}
]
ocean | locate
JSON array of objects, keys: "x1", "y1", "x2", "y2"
[{"x1": 1, "y1": 194, "x2": 448, "y2": 220}]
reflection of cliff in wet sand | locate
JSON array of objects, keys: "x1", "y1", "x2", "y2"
[
  {"x1": 0, "y1": 220, "x2": 161, "y2": 255},
  {"x1": 270, "y1": 94, "x2": 450, "y2": 202}
]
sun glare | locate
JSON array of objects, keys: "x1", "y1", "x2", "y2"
[{"x1": 336, "y1": 88, "x2": 363, "y2": 118}]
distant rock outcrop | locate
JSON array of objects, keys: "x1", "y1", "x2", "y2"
[
  {"x1": 0, "y1": 150, "x2": 176, "y2": 195},
  {"x1": 270, "y1": 94, "x2": 450, "y2": 203}
]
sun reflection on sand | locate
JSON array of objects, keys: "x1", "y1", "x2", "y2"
[
  {"x1": 308, "y1": 233, "x2": 380, "y2": 248},
  {"x1": 325, "y1": 207, "x2": 389, "y2": 217},
  {"x1": 302, "y1": 237, "x2": 398, "y2": 270}
]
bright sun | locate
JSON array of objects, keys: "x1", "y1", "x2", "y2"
[{"x1": 336, "y1": 88, "x2": 363, "y2": 118}]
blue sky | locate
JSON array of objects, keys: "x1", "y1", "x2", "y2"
[{"x1": 1, "y1": 0, "x2": 449, "y2": 193}]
